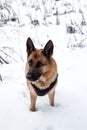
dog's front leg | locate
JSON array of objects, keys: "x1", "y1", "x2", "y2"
[
  {"x1": 48, "y1": 90, "x2": 55, "y2": 106},
  {"x1": 30, "y1": 92, "x2": 37, "y2": 111}
]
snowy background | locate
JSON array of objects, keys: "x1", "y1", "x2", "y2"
[{"x1": 0, "y1": 0, "x2": 87, "y2": 130}]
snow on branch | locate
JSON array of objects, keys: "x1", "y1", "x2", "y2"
[
  {"x1": 0, "y1": 74, "x2": 2, "y2": 81},
  {"x1": 0, "y1": 47, "x2": 24, "y2": 64},
  {"x1": 0, "y1": 49, "x2": 17, "y2": 63},
  {"x1": 0, "y1": 55, "x2": 9, "y2": 64}
]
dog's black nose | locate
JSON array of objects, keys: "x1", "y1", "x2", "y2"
[{"x1": 26, "y1": 72, "x2": 41, "y2": 81}]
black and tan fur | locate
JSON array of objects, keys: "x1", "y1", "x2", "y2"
[{"x1": 25, "y1": 37, "x2": 58, "y2": 111}]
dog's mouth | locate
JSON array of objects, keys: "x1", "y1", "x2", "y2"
[{"x1": 26, "y1": 72, "x2": 42, "y2": 82}]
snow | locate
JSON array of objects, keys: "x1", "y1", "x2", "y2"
[
  {"x1": 0, "y1": 46, "x2": 87, "y2": 130},
  {"x1": 0, "y1": 0, "x2": 87, "y2": 129}
]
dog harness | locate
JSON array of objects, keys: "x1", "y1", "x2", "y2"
[{"x1": 31, "y1": 74, "x2": 58, "y2": 96}]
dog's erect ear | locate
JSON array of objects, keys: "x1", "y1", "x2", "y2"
[
  {"x1": 43, "y1": 40, "x2": 54, "y2": 59},
  {"x1": 26, "y1": 37, "x2": 35, "y2": 56}
]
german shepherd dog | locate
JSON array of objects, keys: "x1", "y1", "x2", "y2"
[{"x1": 25, "y1": 37, "x2": 58, "y2": 111}]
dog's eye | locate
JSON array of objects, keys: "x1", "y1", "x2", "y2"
[
  {"x1": 36, "y1": 61, "x2": 43, "y2": 68},
  {"x1": 28, "y1": 60, "x2": 33, "y2": 66}
]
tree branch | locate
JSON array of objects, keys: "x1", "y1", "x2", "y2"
[
  {"x1": 2, "y1": 47, "x2": 24, "y2": 62},
  {"x1": 0, "y1": 74, "x2": 2, "y2": 81},
  {"x1": 0, "y1": 56, "x2": 9, "y2": 64},
  {"x1": 0, "y1": 50, "x2": 17, "y2": 62}
]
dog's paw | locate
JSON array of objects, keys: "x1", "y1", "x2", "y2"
[{"x1": 30, "y1": 108, "x2": 37, "y2": 112}]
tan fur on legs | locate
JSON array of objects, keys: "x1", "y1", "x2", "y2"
[
  {"x1": 25, "y1": 37, "x2": 58, "y2": 111},
  {"x1": 48, "y1": 90, "x2": 55, "y2": 106},
  {"x1": 30, "y1": 92, "x2": 37, "y2": 111}
]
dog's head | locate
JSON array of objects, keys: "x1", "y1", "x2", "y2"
[{"x1": 26, "y1": 37, "x2": 54, "y2": 82}]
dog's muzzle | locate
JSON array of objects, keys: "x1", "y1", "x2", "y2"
[{"x1": 26, "y1": 72, "x2": 41, "y2": 81}]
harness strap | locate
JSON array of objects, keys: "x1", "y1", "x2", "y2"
[{"x1": 31, "y1": 74, "x2": 58, "y2": 96}]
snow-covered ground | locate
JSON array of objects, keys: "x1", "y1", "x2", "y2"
[
  {"x1": 0, "y1": 38, "x2": 87, "y2": 130},
  {"x1": 0, "y1": 0, "x2": 87, "y2": 129}
]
